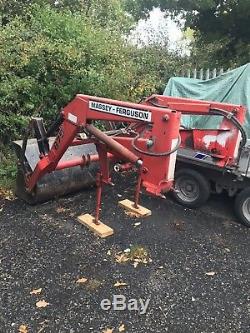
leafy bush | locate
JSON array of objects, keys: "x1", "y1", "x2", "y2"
[
  {"x1": 0, "y1": 144, "x2": 17, "y2": 189},
  {"x1": 0, "y1": 3, "x2": 183, "y2": 146},
  {"x1": 0, "y1": 5, "x2": 136, "y2": 143}
]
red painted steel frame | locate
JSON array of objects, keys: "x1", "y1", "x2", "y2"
[
  {"x1": 25, "y1": 94, "x2": 181, "y2": 200},
  {"x1": 143, "y1": 95, "x2": 246, "y2": 167},
  {"x1": 55, "y1": 153, "x2": 114, "y2": 171},
  {"x1": 23, "y1": 93, "x2": 247, "y2": 224}
]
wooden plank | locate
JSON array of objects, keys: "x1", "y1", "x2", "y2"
[
  {"x1": 118, "y1": 199, "x2": 151, "y2": 217},
  {"x1": 77, "y1": 214, "x2": 114, "y2": 238}
]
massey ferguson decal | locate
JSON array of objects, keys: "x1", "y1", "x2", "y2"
[{"x1": 89, "y1": 101, "x2": 152, "y2": 122}]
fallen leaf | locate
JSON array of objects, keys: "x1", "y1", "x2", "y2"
[
  {"x1": 19, "y1": 324, "x2": 28, "y2": 333},
  {"x1": 118, "y1": 323, "x2": 126, "y2": 332},
  {"x1": 36, "y1": 300, "x2": 49, "y2": 308},
  {"x1": 76, "y1": 277, "x2": 88, "y2": 284},
  {"x1": 0, "y1": 188, "x2": 15, "y2": 200},
  {"x1": 115, "y1": 246, "x2": 151, "y2": 267},
  {"x1": 115, "y1": 254, "x2": 129, "y2": 263},
  {"x1": 129, "y1": 246, "x2": 149, "y2": 262},
  {"x1": 102, "y1": 328, "x2": 113, "y2": 333},
  {"x1": 30, "y1": 288, "x2": 42, "y2": 295},
  {"x1": 114, "y1": 281, "x2": 128, "y2": 288},
  {"x1": 134, "y1": 258, "x2": 140, "y2": 262},
  {"x1": 205, "y1": 271, "x2": 216, "y2": 276}
]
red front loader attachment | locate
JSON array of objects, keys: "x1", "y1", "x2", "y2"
[
  {"x1": 13, "y1": 93, "x2": 248, "y2": 227},
  {"x1": 13, "y1": 94, "x2": 181, "y2": 218}
]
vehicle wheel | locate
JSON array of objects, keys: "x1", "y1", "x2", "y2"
[
  {"x1": 173, "y1": 168, "x2": 210, "y2": 208},
  {"x1": 234, "y1": 188, "x2": 250, "y2": 227}
]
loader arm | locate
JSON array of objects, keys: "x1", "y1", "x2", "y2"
[
  {"x1": 24, "y1": 94, "x2": 181, "y2": 201},
  {"x1": 143, "y1": 95, "x2": 247, "y2": 167}
]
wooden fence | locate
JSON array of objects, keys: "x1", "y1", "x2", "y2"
[{"x1": 177, "y1": 67, "x2": 232, "y2": 80}]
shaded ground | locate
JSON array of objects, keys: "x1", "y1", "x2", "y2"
[{"x1": 0, "y1": 174, "x2": 249, "y2": 333}]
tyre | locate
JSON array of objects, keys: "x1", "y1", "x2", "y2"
[
  {"x1": 234, "y1": 187, "x2": 250, "y2": 227},
  {"x1": 173, "y1": 168, "x2": 210, "y2": 208}
]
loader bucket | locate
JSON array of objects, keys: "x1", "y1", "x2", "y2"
[{"x1": 13, "y1": 138, "x2": 99, "y2": 204}]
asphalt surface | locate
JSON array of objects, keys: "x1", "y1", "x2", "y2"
[{"x1": 0, "y1": 174, "x2": 249, "y2": 333}]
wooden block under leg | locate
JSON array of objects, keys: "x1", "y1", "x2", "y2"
[
  {"x1": 118, "y1": 199, "x2": 151, "y2": 217},
  {"x1": 77, "y1": 214, "x2": 114, "y2": 238}
]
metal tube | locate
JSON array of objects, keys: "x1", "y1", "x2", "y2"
[
  {"x1": 94, "y1": 173, "x2": 102, "y2": 224},
  {"x1": 86, "y1": 124, "x2": 141, "y2": 165},
  {"x1": 55, "y1": 153, "x2": 114, "y2": 170},
  {"x1": 134, "y1": 169, "x2": 142, "y2": 209}
]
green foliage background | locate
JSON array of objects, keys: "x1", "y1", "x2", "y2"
[
  {"x1": 125, "y1": 0, "x2": 250, "y2": 67},
  {"x1": 0, "y1": 3, "x2": 183, "y2": 144},
  {"x1": 0, "y1": 0, "x2": 248, "y2": 187},
  {"x1": 1, "y1": 0, "x2": 248, "y2": 145}
]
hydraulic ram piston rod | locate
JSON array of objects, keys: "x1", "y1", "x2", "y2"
[{"x1": 85, "y1": 124, "x2": 142, "y2": 167}]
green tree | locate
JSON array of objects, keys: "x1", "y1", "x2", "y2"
[
  {"x1": 125, "y1": 0, "x2": 250, "y2": 66},
  {"x1": 0, "y1": 4, "x2": 134, "y2": 142},
  {"x1": 0, "y1": 3, "x2": 180, "y2": 143},
  {"x1": 0, "y1": 0, "x2": 132, "y2": 31},
  {"x1": 0, "y1": 2, "x2": 183, "y2": 144}
]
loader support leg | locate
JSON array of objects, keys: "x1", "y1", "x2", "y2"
[
  {"x1": 134, "y1": 168, "x2": 142, "y2": 209},
  {"x1": 94, "y1": 173, "x2": 102, "y2": 225}
]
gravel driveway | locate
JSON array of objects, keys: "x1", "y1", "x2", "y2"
[{"x1": 0, "y1": 174, "x2": 249, "y2": 333}]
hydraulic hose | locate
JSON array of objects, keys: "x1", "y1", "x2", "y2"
[
  {"x1": 147, "y1": 99, "x2": 247, "y2": 149},
  {"x1": 210, "y1": 108, "x2": 247, "y2": 149}
]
